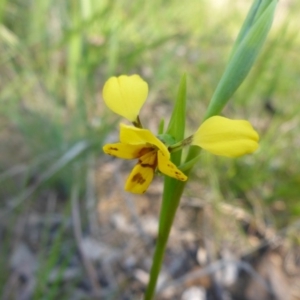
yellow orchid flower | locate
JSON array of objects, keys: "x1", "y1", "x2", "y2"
[
  {"x1": 102, "y1": 75, "x2": 259, "y2": 194},
  {"x1": 103, "y1": 117, "x2": 259, "y2": 194},
  {"x1": 103, "y1": 124, "x2": 187, "y2": 194},
  {"x1": 102, "y1": 75, "x2": 148, "y2": 125},
  {"x1": 191, "y1": 116, "x2": 259, "y2": 157}
]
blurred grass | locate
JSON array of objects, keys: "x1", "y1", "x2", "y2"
[{"x1": 1, "y1": 0, "x2": 300, "y2": 298}]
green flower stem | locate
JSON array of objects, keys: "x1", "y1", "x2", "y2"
[
  {"x1": 168, "y1": 135, "x2": 193, "y2": 153},
  {"x1": 144, "y1": 146, "x2": 200, "y2": 300},
  {"x1": 144, "y1": 177, "x2": 187, "y2": 300}
]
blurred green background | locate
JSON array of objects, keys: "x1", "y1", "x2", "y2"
[{"x1": 1, "y1": 0, "x2": 300, "y2": 299}]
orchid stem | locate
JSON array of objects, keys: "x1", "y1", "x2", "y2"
[
  {"x1": 144, "y1": 179, "x2": 187, "y2": 300},
  {"x1": 169, "y1": 135, "x2": 193, "y2": 153}
]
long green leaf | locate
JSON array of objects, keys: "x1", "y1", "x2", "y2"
[
  {"x1": 204, "y1": 0, "x2": 277, "y2": 119},
  {"x1": 230, "y1": 0, "x2": 261, "y2": 57}
]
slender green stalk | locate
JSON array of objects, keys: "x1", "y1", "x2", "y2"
[
  {"x1": 144, "y1": 178, "x2": 187, "y2": 299},
  {"x1": 145, "y1": 144, "x2": 200, "y2": 299}
]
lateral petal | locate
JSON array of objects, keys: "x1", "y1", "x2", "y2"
[
  {"x1": 102, "y1": 75, "x2": 148, "y2": 122},
  {"x1": 120, "y1": 124, "x2": 170, "y2": 157},
  {"x1": 103, "y1": 143, "x2": 145, "y2": 159},
  {"x1": 192, "y1": 116, "x2": 259, "y2": 157},
  {"x1": 157, "y1": 151, "x2": 187, "y2": 181}
]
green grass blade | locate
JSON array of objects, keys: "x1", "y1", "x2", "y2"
[{"x1": 166, "y1": 73, "x2": 187, "y2": 164}]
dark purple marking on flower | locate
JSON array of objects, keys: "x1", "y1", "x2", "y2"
[
  {"x1": 138, "y1": 147, "x2": 154, "y2": 157},
  {"x1": 131, "y1": 173, "x2": 146, "y2": 185},
  {"x1": 140, "y1": 163, "x2": 156, "y2": 169}
]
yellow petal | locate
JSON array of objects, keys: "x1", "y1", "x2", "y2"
[
  {"x1": 103, "y1": 143, "x2": 147, "y2": 159},
  {"x1": 192, "y1": 116, "x2": 259, "y2": 157},
  {"x1": 157, "y1": 150, "x2": 187, "y2": 181},
  {"x1": 119, "y1": 124, "x2": 170, "y2": 157},
  {"x1": 102, "y1": 75, "x2": 148, "y2": 122},
  {"x1": 125, "y1": 151, "x2": 156, "y2": 194}
]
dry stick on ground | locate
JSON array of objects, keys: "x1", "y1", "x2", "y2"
[
  {"x1": 86, "y1": 155, "x2": 101, "y2": 238},
  {"x1": 90, "y1": 157, "x2": 119, "y2": 290},
  {"x1": 203, "y1": 205, "x2": 224, "y2": 300},
  {"x1": 157, "y1": 259, "x2": 273, "y2": 296},
  {"x1": 242, "y1": 219, "x2": 300, "y2": 259},
  {"x1": 71, "y1": 185, "x2": 102, "y2": 298},
  {"x1": 157, "y1": 216, "x2": 300, "y2": 297}
]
